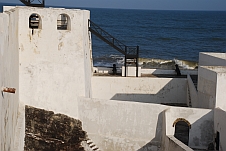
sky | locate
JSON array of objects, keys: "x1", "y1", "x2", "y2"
[{"x1": 0, "y1": 0, "x2": 226, "y2": 11}]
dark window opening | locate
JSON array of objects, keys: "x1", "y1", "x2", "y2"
[
  {"x1": 174, "y1": 121, "x2": 190, "y2": 145},
  {"x1": 29, "y1": 13, "x2": 41, "y2": 29},
  {"x1": 57, "y1": 14, "x2": 70, "y2": 30}
]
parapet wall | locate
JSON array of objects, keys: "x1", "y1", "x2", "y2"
[
  {"x1": 0, "y1": 10, "x2": 21, "y2": 151},
  {"x1": 163, "y1": 135, "x2": 193, "y2": 151},
  {"x1": 91, "y1": 77, "x2": 187, "y2": 104},
  {"x1": 198, "y1": 66, "x2": 226, "y2": 110},
  {"x1": 16, "y1": 6, "x2": 91, "y2": 118},
  {"x1": 199, "y1": 52, "x2": 226, "y2": 66},
  {"x1": 214, "y1": 108, "x2": 226, "y2": 151},
  {"x1": 165, "y1": 107, "x2": 213, "y2": 149},
  {"x1": 79, "y1": 97, "x2": 214, "y2": 151},
  {"x1": 78, "y1": 97, "x2": 168, "y2": 151}
]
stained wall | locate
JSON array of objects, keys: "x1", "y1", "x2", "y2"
[
  {"x1": 91, "y1": 77, "x2": 187, "y2": 104},
  {"x1": 165, "y1": 107, "x2": 214, "y2": 149},
  {"x1": 17, "y1": 6, "x2": 91, "y2": 119},
  {"x1": 79, "y1": 97, "x2": 214, "y2": 151},
  {"x1": 0, "y1": 9, "x2": 21, "y2": 151},
  {"x1": 199, "y1": 52, "x2": 226, "y2": 66},
  {"x1": 214, "y1": 108, "x2": 226, "y2": 151}
]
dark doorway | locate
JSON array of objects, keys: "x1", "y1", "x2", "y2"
[
  {"x1": 174, "y1": 121, "x2": 190, "y2": 145},
  {"x1": 216, "y1": 131, "x2": 220, "y2": 150}
]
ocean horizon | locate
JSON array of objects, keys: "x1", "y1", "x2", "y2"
[{"x1": 1, "y1": 3, "x2": 226, "y2": 69}]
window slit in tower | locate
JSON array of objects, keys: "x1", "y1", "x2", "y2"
[
  {"x1": 57, "y1": 14, "x2": 69, "y2": 30},
  {"x1": 29, "y1": 13, "x2": 40, "y2": 29}
]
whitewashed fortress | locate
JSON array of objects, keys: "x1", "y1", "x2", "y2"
[{"x1": 0, "y1": 6, "x2": 226, "y2": 151}]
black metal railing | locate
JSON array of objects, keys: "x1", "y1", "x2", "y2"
[
  {"x1": 89, "y1": 19, "x2": 139, "y2": 77},
  {"x1": 20, "y1": 0, "x2": 45, "y2": 7},
  {"x1": 89, "y1": 19, "x2": 127, "y2": 55}
]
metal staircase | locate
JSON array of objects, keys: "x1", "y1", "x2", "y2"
[
  {"x1": 20, "y1": 0, "x2": 45, "y2": 7},
  {"x1": 88, "y1": 20, "x2": 139, "y2": 77}
]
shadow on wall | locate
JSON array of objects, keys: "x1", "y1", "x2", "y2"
[
  {"x1": 138, "y1": 109, "x2": 214, "y2": 151},
  {"x1": 137, "y1": 111, "x2": 165, "y2": 151},
  {"x1": 190, "y1": 111, "x2": 214, "y2": 150},
  {"x1": 110, "y1": 78, "x2": 187, "y2": 105}
]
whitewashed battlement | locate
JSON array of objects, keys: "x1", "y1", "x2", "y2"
[
  {"x1": 0, "y1": 6, "x2": 92, "y2": 151},
  {"x1": 1, "y1": 6, "x2": 226, "y2": 151}
]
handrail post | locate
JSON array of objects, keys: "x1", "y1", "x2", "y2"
[
  {"x1": 125, "y1": 46, "x2": 127, "y2": 77},
  {"x1": 136, "y1": 46, "x2": 139, "y2": 77}
]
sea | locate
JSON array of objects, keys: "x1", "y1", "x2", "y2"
[{"x1": 1, "y1": 3, "x2": 226, "y2": 69}]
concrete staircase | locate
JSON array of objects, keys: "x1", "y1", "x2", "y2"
[{"x1": 82, "y1": 138, "x2": 101, "y2": 151}]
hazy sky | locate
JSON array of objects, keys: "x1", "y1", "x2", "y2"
[{"x1": 1, "y1": 0, "x2": 226, "y2": 11}]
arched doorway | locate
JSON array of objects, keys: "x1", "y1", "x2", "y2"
[{"x1": 173, "y1": 118, "x2": 191, "y2": 145}]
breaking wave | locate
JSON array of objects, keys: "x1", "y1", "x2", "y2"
[{"x1": 93, "y1": 55, "x2": 198, "y2": 70}]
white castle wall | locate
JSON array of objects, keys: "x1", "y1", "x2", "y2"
[
  {"x1": 214, "y1": 108, "x2": 226, "y2": 151},
  {"x1": 198, "y1": 66, "x2": 217, "y2": 109},
  {"x1": 1, "y1": 5, "x2": 226, "y2": 151},
  {"x1": 199, "y1": 52, "x2": 226, "y2": 66},
  {"x1": 0, "y1": 9, "x2": 22, "y2": 151},
  {"x1": 198, "y1": 66, "x2": 226, "y2": 110},
  {"x1": 165, "y1": 107, "x2": 213, "y2": 149},
  {"x1": 215, "y1": 67, "x2": 226, "y2": 111},
  {"x1": 16, "y1": 6, "x2": 91, "y2": 119},
  {"x1": 0, "y1": 6, "x2": 91, "y2": 151},
  {"x1": 79, "y1": 97, "x2": 168, "y2": 151},
  {"x1": 91, "y1": 77, "x2": 187, "y2": 104},
  {"x1": 163, "y1": 135, "x2": 193, "y2": 151},
  {"x1": 79, "y1": 97, "x2": 213, "y2": 151}
]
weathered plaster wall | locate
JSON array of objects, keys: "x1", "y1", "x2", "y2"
[
  {"x1": 78, "y1": 97, "x2": 169, "y2": 151},
  {"x1": 121, "y1": 66, "x2": 141, "y2": 77},
  {"x1": 163, "y1": 135, "x2": 193, "y2": 151},
  {"x1": 198, "y1": 66, "x2": 217, "y2": 109},
  {"x1": 91, "y1": 77, "x2": 187, "y2": 104},
  {"x1": 199, "y1": 52, "x2": 226, "y2": 66},
  {"x1": 198, "y1": 66, "x2": 226, "y2": 110},
  {"x1": 17, "y1": 7, "x2": 91, "y2": 118},
  {"x1": 79, "y1": 97, "x2": 214, "y2": 150},
  {"x1": 165, "y1": 107, "x2": 214, "y2": 149},
  {"x1": 214, "y1": 108, "x2": 226, "y2": 151},
  {"x1": 0, "y1": 9, "x2": 22, "y2": 151},
  {"x1": 215, "y1": 69, "x2": 226, "y2": 111},
  {"x1": 142, "y1": 69, "x2": 198, "y2": 75}
]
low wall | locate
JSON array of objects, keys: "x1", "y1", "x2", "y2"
[
  {"x1": 163, "y1": 135, "x2": 193, "y2": 151},
  {"x1": 197, "y1": 66, "x2": 217, "y2": 109},
  {"x1": 78, "y1": 97, "x2": 214, "y2": 151},
  {"x1": 122, "y1": 66, "x2": 142, "y2": 77},
  {"x1": 214, "y1": 108, "x2": 226, "y2": 151},
  {"x1": 142, "y1": 69, "x2": 198, "y2": 75},
  {"x1": 93, "y1": 66, "x2": 121, "y2": 74},
  {"x1": 165, "y1": 107, "x2": 214, "y2": 149},
  {"x1": 215, "y1": 69, "x2": 226, "y2": 111},
  {"x1": 199, "y1": 52, "x2": 226, "y2": 66},
  {"x1": 78, "y1": 97, "x2": 168, "y2": 151},
  {"x1": 92, "y1": 67, "x2": 198, "y2": 76},
  {"x1": 91, "y1": 77, "x2": 187, "y2": 104}
]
